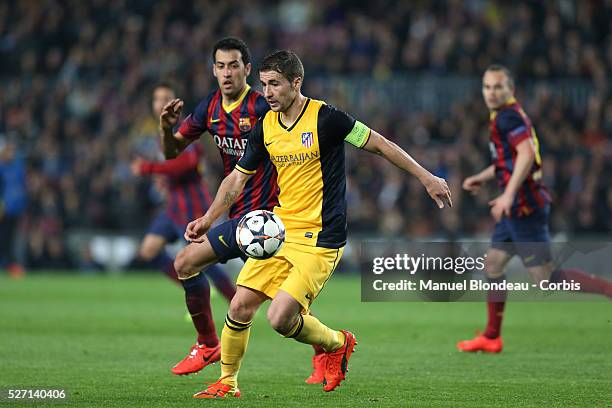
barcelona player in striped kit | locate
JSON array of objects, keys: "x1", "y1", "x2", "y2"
[
  {"x1": 457, "y1": 65, "x2": 612, "y2": 353},
  {"x1": 131, "y1": 83, "x2": 236, "y2": 368},
  {"x1": 177, "y1": 73, "x2": 277, "y2": 220},
  {"x1": 159, "y1": 38, "x2": 284, "y2": 375}
]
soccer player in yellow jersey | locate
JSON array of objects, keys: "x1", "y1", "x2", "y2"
[{"x1": 184, "y1": 50, "x2": 452, "y2": 398}]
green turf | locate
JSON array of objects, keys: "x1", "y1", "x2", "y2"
[{"x1": 0, "y1": 274, "x2": 610, "y2": 407}]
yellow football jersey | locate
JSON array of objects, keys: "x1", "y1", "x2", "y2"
[{"x1": 236, "y1": 98, "x2": 370, "y2": 248}]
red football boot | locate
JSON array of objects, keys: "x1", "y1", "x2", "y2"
[
  {"x1": 457, "y1": 333, "x2": 503, "y2": 353},
  {"x1": 192, "y1": 377, "x2": 240, "y2": 399},
  {"x1": 171, "y1": 343, "x2": 220, "y2": 375},
  {"x1": 305, "y1": 353, "x2": 326, "y2": 384},
  {"x1": 322, "y1": 330, "x2": 357, "y2": 392}
]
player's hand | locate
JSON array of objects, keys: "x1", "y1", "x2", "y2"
[
  {"x1": 160, "y1": 98, "x2": 184, "y2": 130},
  {"x1": 184, "y1": 216, "x2": 212, "y2": 243},
  {"x1": 130, "y1": 158, "x2": 144, "y2": 176},
  {"x1": 462, "y1": 175, "x2": 483, "y2": 195},
  {"x1": 489, "y1": 193, "x2": 513, "y2": 222},
  {"x1": 424, "y1": 175, "x2": 452, "y2": 209}
]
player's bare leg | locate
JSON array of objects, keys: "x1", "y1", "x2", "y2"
[
  {"x1": 457, "y1": 248, "x2": 511, "y2": 353},
  {"x1": 526, "y1": 263, "x2": 553, "y2": 285},
  {"x1": 174, "y1": 237, "x2": 219, "y2": 279},
  {"x1": 138, "y1": 234, "x2": 180, "y2": 283},
  {"x1": 268, "y1": 290, "x2": 357, "y2": 392},
  {"x1": 172, "y1": 238, "x2": 236, "y2": 375},
  {"x1": 175, "y1": 236, "x2": 237, "y2": 300},
  {"x1": 140, "y1": 234, "x2": 166, "y2": 260},
  {"x1": 193, "y1": 286, "x2": 267, "y2": 398},
  {"x1": 539, "y1": 263, "x2": 612, "y2": 299}
]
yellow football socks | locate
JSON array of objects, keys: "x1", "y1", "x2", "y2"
[
  {"x1": 288, "y1": 314, "x2": 345, "y2": 352},
  {"x1": 220, "y1": 315, "x2": 252, "y2": 386}
]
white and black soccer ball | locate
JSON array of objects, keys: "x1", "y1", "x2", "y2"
[{"x1": 236, "y1": 210, "x2": 285, "y2": 260}]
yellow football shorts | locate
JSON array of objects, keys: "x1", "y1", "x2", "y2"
[{"x1": 236, "y1": 242, "x2": 344, "y2": 311}]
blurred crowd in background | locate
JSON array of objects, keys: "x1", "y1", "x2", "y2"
[{"x1": 0, "y1": 0, "x2": 610, "y2": 269}]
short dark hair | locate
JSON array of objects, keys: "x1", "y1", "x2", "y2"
[
  {"x1": 213, "y1": 37, "x2": 251, "y2": 66},
  {"x1": 485, "y1": 64, "x2": 515, "y2": 88},
  {"x1": 259, "y1": 50, "x2": 304, "y2": 83}
]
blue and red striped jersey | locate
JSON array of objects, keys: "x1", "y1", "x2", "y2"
[
  {"x1": 178, "y1": 85, "x2": 279, "y2": 219},
  {"x1": 489, "y1": 98, "x2": 551, "y2": 217},
  {"x1": 140, "y1": 143, "x2": 212, "y2": 226}
]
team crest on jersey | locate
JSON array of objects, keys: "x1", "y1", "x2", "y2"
[
  {"x1": 239, "y1": 117, "x2": 251, "y2": 132},
  {"x1": 301, "y1": 132, "x2": 314, "y2": 148}
]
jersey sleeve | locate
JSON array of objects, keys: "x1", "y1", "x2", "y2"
[
  {"x1": 178, "y1": 96, "x2": 210, "y2": 140},
  {"x1": 139, "y1": 148, "x2": 199, "y2": 178},
  {"x1": 254, "y1": 95, "x2": 270, "y2": 118},
  {"x1": 235, "y1": 120, "x2": 266, "y2": 175},
  {"x1": 318, "y1": 104, "x2": 371, "y2": 148},
  {"x1": 184, "y1": 141, "x2": 203, "y2": 156},
  {"x1": 496, "y1": 109, "x2": 531, "y2": 148}
]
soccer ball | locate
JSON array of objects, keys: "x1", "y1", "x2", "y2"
[{"x1": 236, "y1": 210, "x2": 285, "y2": 260}]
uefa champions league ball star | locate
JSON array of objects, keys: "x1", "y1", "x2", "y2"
[{"x1": 236, "y1": 210, "x2": 286, "y2": 259}]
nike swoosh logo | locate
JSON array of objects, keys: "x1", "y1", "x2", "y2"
[
  {"x1": 264, "y1": 141, "x2": 274, "y2": 146},
  {"x1": 220, "y1": 361, "x2": 231, "y2": 365},
  {"x1": 218, "y1": 235, "x2": 229, "y2": 248},
  {"x1": 211, "y1": 118, "x2": 221, "y2": 123}
]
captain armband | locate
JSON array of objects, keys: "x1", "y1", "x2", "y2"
[{"x1": 344, "y1": 120, "x2": 371, "y2": 148}]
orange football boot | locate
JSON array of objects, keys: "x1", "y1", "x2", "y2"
[
  {"x1": 305, "y1": 353, "x2": 326, "y2": 384},
  {"x1": 192, "y1": 377, "x2": 240, "y2": 399},
  {"x1": 8, "y1": 263, "x2": 25, "y2": 279},
  {"x1": 457, "y1": 333, "x2": 503, "y2": 353},
  {"x1": 322, "y1": 330, "x2": 357, "y2": 392},
  {"x1": 171, "y1": 343, "x2": 220, "y2": 375}
]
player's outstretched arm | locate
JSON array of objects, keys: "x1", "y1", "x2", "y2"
[
  {"x1": 159, "y1": 98, "x2": 192, "y2": 159},
  {"x1": 463, "y1": 165, "x2": 495, "y2": 195},
  {"x1": 131, "y1": 148, "x2": 199, "y2": 178},
  {"x1": 184, "y1": 169, "x2": 251, "y2": 243},
  {"x1": 362, "y1": 130, "x2": 452, "y2": 209}
]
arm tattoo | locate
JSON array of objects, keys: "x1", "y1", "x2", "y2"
[{"x1": 223, "y1": 191, "x2": 239, "y2": 207}]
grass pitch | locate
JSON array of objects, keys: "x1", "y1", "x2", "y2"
[{"x1": 1, "y1": 273, "x2": 610, "y2": 407}]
